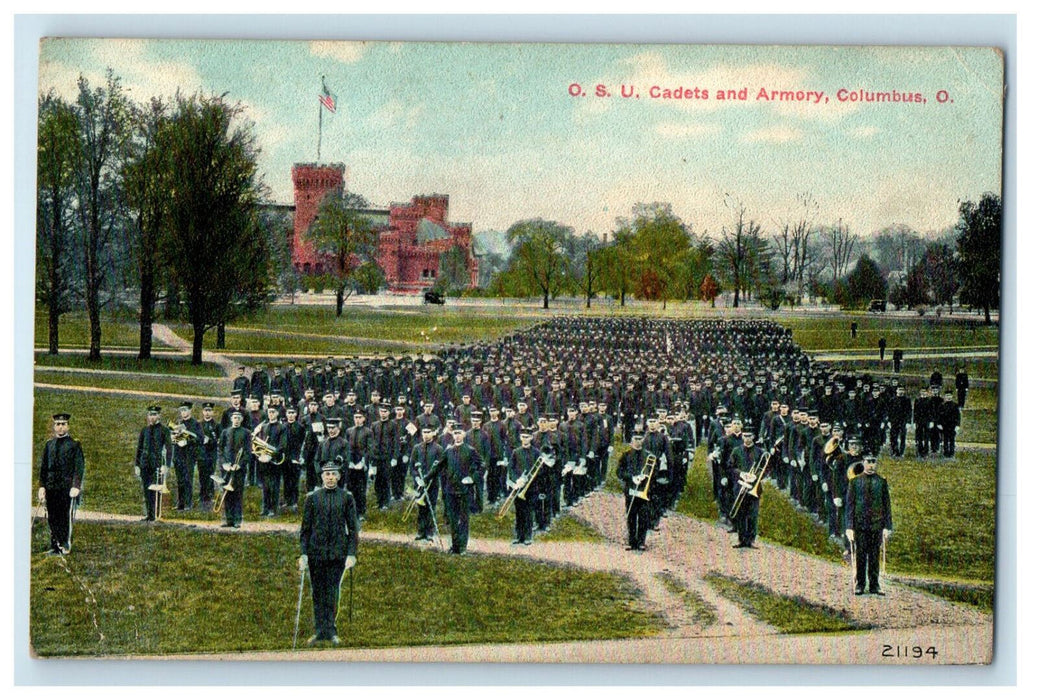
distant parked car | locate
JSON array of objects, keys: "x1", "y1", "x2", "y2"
[
  {"x1": 868, "y1": 299, "x2": 887, "y2": 313},
  {"x1": 423, "y1": 290, "x2": 446, "y2": 305}
]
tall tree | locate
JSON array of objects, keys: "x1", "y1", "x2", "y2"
[
  {"x1": 69, "y1": 71, "x2": 131, "y2": 360},
  {"x1": 956, "y1": 193, "x2": 1001, "y2": 324},
  {"x1": 36, "y1": 92, "x2": 80, "y2": 355},
  {"x1": 715, "y1": 196, "x2": 761, "y2": 308},
  {"x1": 621, "y1": 203, "x2": 692, "y2": 309},
  {"x1": 874, "y1": 224, "x2": 924, "y2": 275},
  {"x1": 123, "y1": 97, "x2": 170, "y2": 359},
  {"x1": 577, "y1": 231, "x2": 606, "y2": 309},
  {"x1": 438, "y1": 244, "x2": 471, "y2": 292},
  {"x1": 306, "y1": 191, "x2": 377, "y2": 317},
  {"x1": 823, "y1": 220, "x2": 858, "y2": 290},
  {"x1": 505, "y1": 219, "x2": 575, "y2": 309},
  {"x1": 919, "y1": 241, "x2": 959, "y2": 313},
  {"x1": 600, "y1": 228, "x2": 635, "y2": 307},
  {"x1": 159, "y1": 93, "x2": 273, "y2": 364},
  {"x1": 847, "y1": 254, "x2": 887, "y2": 306}
]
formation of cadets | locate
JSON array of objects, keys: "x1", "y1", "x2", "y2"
[{"x1": 130, "y1": 317, "x2": 950, "y2": 556}]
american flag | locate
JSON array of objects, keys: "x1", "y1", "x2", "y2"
[{"x1": 319, "y1": 78, "x2": 336, "y2": 113}]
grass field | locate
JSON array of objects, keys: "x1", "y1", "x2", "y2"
[
  {"x1": 704, "y1": 573, "x2": 867, "y2": 634},
  {"x1": 169, "y1": 326, "x2": 425, "y2": 356},
  {"x1": 35, "y1": 353, "x2": 225, "y2": 377},
  {"x1": 654, "y1": 571, "x2": 718, "y2": 627},
  {"x1": 778, "y1": 315, "x2": 998, "y2": 351},
  {"x1": 34, "y1": 310, "x2": 171, "y2": 349},
  {"x1": 827, "y1": 357, "x2": 1000, "y2": 383},
  {"x1": 35, "y1": 368, "x2": 230, "y2": 398},
  {"x1": 30, "y1": 521, "x2": 663, "y2": 656}
]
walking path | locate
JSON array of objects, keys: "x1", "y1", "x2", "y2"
[
  {"x1": 812, "y1": 350, "x2": 998, "y2": 363},
  {"x1": 151, "y1": 324, "x2": 239, "y2": 377}
]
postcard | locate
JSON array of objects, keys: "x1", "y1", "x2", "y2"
[{"x1": 29, "y1": 39, "x2": 1003, "y2": 665}]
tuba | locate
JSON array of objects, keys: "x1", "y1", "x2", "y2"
[{"x1": 252, "y1": 434, "x2": 285, "y2": 465}]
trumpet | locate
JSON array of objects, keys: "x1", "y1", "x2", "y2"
[
  {"x1": 168, "y1": 420, "x2": 198, "y2": 448},
  {"x1": 252, "y1": 434, "x2": 285, "y2": 465},
  {"x1": 729, "y1": 437, "x2": 783, "y2": 520},
  {"x1": 625, "y1": 453, "x2": 658, "y2": 519},
  {"x1": 213, "y1": 448, "x2": 244, "y2": 514},
  {"x1": 497, "y1": 454, "x2": 548, "y2": 519}
]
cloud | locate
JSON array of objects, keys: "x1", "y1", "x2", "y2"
[
  {"x1": 309, "y1": 41, "x2": 367, "y2": 65},
  {"x1": 365, "y1": 99, "x2": 425, "y2": 132},
  {"x1": 654, "y1": 121, "x2": 721, "y2": 139},
  {"x1": 743, "y1": 125, "x2": 803, "y2": 143}
]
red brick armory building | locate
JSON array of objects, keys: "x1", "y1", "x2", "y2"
[{"x1": 289, "y1": 162, "x2": 478, "y2": 293}]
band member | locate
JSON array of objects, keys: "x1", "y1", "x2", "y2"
[
  {"x1": 255, "y1": 405, "x2": 288, "y2": 516},
  {"x1": 955, "y1": 366, "x2": 970, "y2": 408},
  {"x1": 617, "y1": 428, "x2": 651, "y2": 551},
  {"x1": 220, "y1": 391, "x2": 245, "y2": 432},
  {"x1": 232, "y1": 365, "x2": 250, "y2": 399},
  {"x1": 913, "y1": 388, "x2": 932, "y2": 458},
  {"x1": 217, "y1": 409, "x2": 250, "y2": 528},
  {"x1": 416, "y1": 401, "x2": 442, "y2": 436},
  {"x1": 171, "y1": 402, "x2": 202, "y2": 510},
  {"x1": 507, "y1": 429, "x2": 541, "y2": 545},
  {"x1": 283, "y1": 406, "x2": 307, "y2": 511},
  {"x1": 559, "y1": 406, "x2": 587, "y2": 508},
  {"x1": 939, "y1": 391, "x2": 961, "y2": 457},
  {"x1": 888, "y1": 385, "x2": 912, "y2": 458},
  {"x1": 344, "y1": 411, "x2": 374, "y2": 517},
  {"x1": 410, "y1": 426, "x2": 444, "y2": 542},
  {"x1": 298, "y1": 461, "x2": 359, "y2": 645},
  {"x1": 845, "y1": 453, "x2": 893, "y2": 595},
  {"x1": 198, "y1": 402, "x2": 220, "y2": 508},
  {"x1": 134, "y1": 405, "x2": 171, "y2": 522},
  {"x1": 301, "y1": 398, "x2": 325, "y2": 492},
  {"x1": 37, "y1": 412, "x2": 85, "y2": 555},
  {"x1": 466, "y1": 411, "x2": 491, "y2": 512},
  {"x1": 425, "y1": 427, "x2": 483, "y2": 554},
  {"x1": 728, "y1": 430, "x2": 764, "y2": 548},
  {"x1": 392, "y1": 403, "x2": 414, "y2": 501},
  {"x1": 371, "y1": 403, "x2": 397, "y2": 511},
  {"x1": 485, "y1": 406, "x2": 511, "y2": 505}
]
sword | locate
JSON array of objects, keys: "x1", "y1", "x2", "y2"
[
  {"x1": 292, "y1": 566, "x2": 307, "y2": 649},
  {"x1": 849, "y1": 538, "x2": 857, "y2": 594},
  {"x1": 66, "y1": 496, "x2": 78, "y2": 553}
]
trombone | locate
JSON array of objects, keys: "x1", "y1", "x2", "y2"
[
  {"x1": 625, "y1": 453, "x2": 658, "y2": 519},
  {"x1": 497, "y1": 454, "x2": 548, "y2": 519},
  {"x1": 729, "y1": 436, "x2": 784, "y2": 521},
  {"x1": 147, "y1": 464, "x2": 171, "y2": 519},
  {"x1": 213, "y1": 448, "x2": 244, "y2": 514}
]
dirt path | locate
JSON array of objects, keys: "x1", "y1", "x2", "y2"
[{"x1": 151, "y1": 323, "x2": 239, "y2": 378}]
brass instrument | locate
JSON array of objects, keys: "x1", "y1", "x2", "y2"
[
  {"x1": 497, "y1": 454, "x2": 548, "y2": 519},
  {"x1": 846, "y1": 460, "x2": 864, "y2": 481},
  {"x1": 252, "y1": 434, "x2": 285, "y2": 465},
  {"x1": 729, "y1": 436, "x2": 784, "y2": 520},
  {"x1": 213, "y1": 448, "x2": 244, "y2": 514},
  {"x1": 823, "y1": 435, "x2": 842, "y2": 456},
  {"x1": 168, "y1": 420, "x2": 198, "y2": 448},
  {"x1": 147, "y1": 464, "x2": 171, "y2": 519},
  {"x1": 625, "y1": 453, "x2": 658, "y2": 519}
]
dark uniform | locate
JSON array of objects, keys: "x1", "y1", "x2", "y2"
[
  {"x1": 135, "y1": 410, "x2": 171, "y2": 522},
  {"x1": 300, "y1": 474, "x2": 359, "y2": 643},
  {"x1": 507, "y1": 441, "x2": 542, "y2": 544},
  {"x1": 170, "y1": 407, "x2": 202, "y2": 510},
  {"x1": 728, "y1": 439, "x2": 764, "y2": 547},
  {"x1": 617, "y1": 440, "x2": 651, "y2": 550},
  {"x1": 198, "y1": 408, "x2": 220, "y2": 505},
  {"x1": 38, "y1": 415, "x2": 85, "y2": 554},
  {"x1": 425, "y1": 437, "x2": 483, "y2": 554},
  {"x1": 410, "y1": 437, "x2": 444, "y2": 541},
  {"x1": 343, "y1": 418, "x2": 374, "y2": 515},
  {"x1": 845, "y1": 462, "x2": 893, "y2": 594},
  {"x1": 217, "y1": 420, "x2": 251, "y2": 527}
]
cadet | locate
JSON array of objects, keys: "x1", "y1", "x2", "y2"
[
  {"x1": 170, "y1": 402, "x2": 202, "y2": 510},
  {"x1": 298, "y1": 461, "x2": 359, "y2": 645},
  {"x1": 410, "y1": 426, "x2": 444, "y2": 542},
  {"x1": 134, "y1": 405, "x2": 171, "y2": 522},
  {"x1": 845, "y1": 453, "x2": 893, "y2": 595},
  {"x1": 617, "y1": 428, "x2": 651, "y2": 551},
  {"x1": 424, "y1": 428, "x2": 483, "y2": 554},
  {"x1": 198, "y1": 402, "x2": 220, "y2": 508},
  {"x1": 728, "y1": 429, "x2": 764, "y2": 548},
  {"x1": 217, "y1": 409, "x2": 250, "y2": 528},
  {"x1": 37, "y1": 412, "x2": 85, "y2": 555},
  {"x1": 507, "y1": 429, "x2": 542, "y2": 545}
]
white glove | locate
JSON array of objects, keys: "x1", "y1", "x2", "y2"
[
  {"x1": 739, "y1": 471, "x2": 752, "y2": 482},
  {"x1": 160, "y1": 466, "x2": 168, "y2": 476},
  {"x1": 204, "y1": 436, "x2": 211, "y2": 444},
  {"x1": 298, "y1": 555, "x2": 308, "y2": 571},
  {"x1": 928, "y1": 422, "x2": 934, "y2": 429},
  {"x1": 607, "y1": 446, "x2": 614, "y2": 454},
  {"x1": 633, "y1": 474, "x2": 647, "y2": 485},
  {"x1": 402, "y1": 456, "x2": 409, "y2": 463},
  {"x1": 345, "y1": 555, "x2": 357, "y2": 570},
  {"x1": 587, "y1": 451, "x2": 594, "y2": 459},
  {"x1": 545, "y1": 457, "x2": 556, "y2": 467},
  {"x1": 720, "y1": 477, "x2": 728, "y2": 486},
  {"x1": 506, "y1": 479, "x2": 516, "y2": 490},
  {"x1": 37, "y1": 487, "x2": 45, "y2": 502},
  {"x1": 391, "y1": 459, "x2": 398, "y2": 467},
  {"x1": 782, "y1": 457, "x2": 789, "y2": 464},
  {"x1": 69, "y1": 487, "x2": 80, "y2": 498},
  {"x1": 579, "y1": 458, "x2": 586, "y2": 468},
  {"x1": 134, "y1": 466, "x2": 141, "y2": 478},
  {"x1": 955, "y1": 427, "x2": 960, "y2": 434},
  {"x1": 834, "y1": 497, "x2": 842, "y2": 507},
  {"x1": 498, "y1": 460, "x2": 507, "y2": 466},
  {"x1": 882, "y1": 529, "x2": 891, "y2": 540},
  {"x1": 821, "y1": 483, "x2": 829, "y2": 492},
  {"x1": 516, "y1": 476, "x2": 528, "y2": 489},
  {"x1": 461, "y1": 476, "x2": 474, "y2": 485},
  {"x1": 811, "y1": 474, "x2": 818, "y2": 482},
  {"x1": 370, "y1": 467, "x2": 377, "y2": 476},
  {"x1": 845, "y1": 529, "x2": 855, "y2": 542}
]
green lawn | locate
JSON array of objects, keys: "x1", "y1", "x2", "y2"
[
  {"x1": 673, "y1": 446, "x2": 995, "y2": 583},
  {"x1": 30, "y1": 520, "x2": 664, "y2": 656},
  {"x1": 34, "y1": 310, "x2": 171, "y2": 349},
  {"x1": 826, "y1": 357, "x2": 1000, "y2": 383},
  {"x1": 35, "y1": 352, "x2": 225, "y2": 377},
  {"x1": 169, "y1": 326, "x2": 425, "y2": 356},
  {"x1": 35, "y1": 368, "x2": 230, "y2": 398},
  {"x1": 654, "y1": 571, "x2": 718, "y2": 627},
  {"x1": 704, "y1": 573, "x2": 867, "y2": 634},
  {"x1": 779, "y1": 315, "x2": 998, "y2": 351}
]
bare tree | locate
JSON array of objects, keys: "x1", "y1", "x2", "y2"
[
  {"x1": 715, "y1": 195, "x2": 762, "y2": 308},
  {"x1": 823, "y1": 219, "x2": 858, "y2": 286}
]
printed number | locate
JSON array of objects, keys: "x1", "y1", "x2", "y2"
[{"x1": 881, "y1": 644, "x2": 938, "y2": 659}]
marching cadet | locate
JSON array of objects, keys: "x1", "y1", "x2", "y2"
[
  {"x1": 220, "y1": 391, "x2": 245, "y2": 432},
  {"x1": 485, "y1": 406, "x2": 511, "y2": 505},
  {"x1": 939, "y1": 391, "x2": 961, "y2": 457},
  {"x1": 298, "y1": 460, "x2": 359, "y2": 645},
  {"x1": 37, "y1": 412, "x2": 85, "y2": 555},
  {"x1": 617, "y1": 428, "x2": 651, "y2": 551},
  {"x1": 232, "y1": 366, "x2": 251, "y2": 399},
  {"x1": 913, "y1": 388, "x2": 932, "y2": 458},
  {"x1": 245, "y1": 394, "x2": 264, "y2": 486},
  {"x1": 506, "y1": 429, "x2": 542, "y2": 546},
  {"x1": 171, "y1": 402, "x2": 202, "y2": 510},
  {"x1": 888, "y1": 385, "x2": 912, "y2": 458},
  {"x1": 371, "y1": 402, "x2": 399, "y2": 511},
  {"x1": 410, "y1": 426, "x2": 444, "y2": 542},
  {"x1": 301, "y1": 398, "x2": 325, "y2": 493},
  {"x1": 198, "y1": 402, "x2": 220, "y2": 509},
  {"x1": 255, "y1": 405, "x2": 288, "y2": 517},
  {"x1": 134, "y1": 405, "x2": 170, "y2": 522},
  {"x1": 559, "y1": 406, "x2": 587, "y2": 508},
  {"x1": 728, "y1": 429, "x2": 764, "y2": 548},
  {"x1": 344, "y1": 411, "x2": 374, "y2": 517},
  {"x1": 643, "y1": 415, "x2": 670, "y2": 527},
  {"x1": 217, "y1": 409, "x2": 250, "y2": 529},
  {"x1": 466, "y1": 411, "x2": 491, "y2": 512},
  {"x1": 955, "y1": 366, "x2": 970, "y2": 408},
  {"x1": 283, "y1": 406, "x2": 307, "y2": 512},
  {"x1": 845, "y1": 453, "x2": 893, "y2": 595},
  {"x1": 416, "y1": 400, "x2": 443, "y2": 436},
  {"x1": 595, "y1": 401, "x2": 616, "y2": 490},
  {"x1": 707, "y1": 407, "x2": 729, "y2": 520},
  {"x1": 533, "y1": 415, "x2": 555, "y2": 531},
  {"x1": 425, "y1": 427, "x2": 484, "y2": 554}
]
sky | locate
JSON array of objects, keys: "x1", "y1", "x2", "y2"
[{"x1": 38, "y1": 39, "x2": 1004, "y2": 239}]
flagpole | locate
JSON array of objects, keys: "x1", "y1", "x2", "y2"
[{"x1": 317, "y1": 75, "x2": 324, "y2": 162}]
